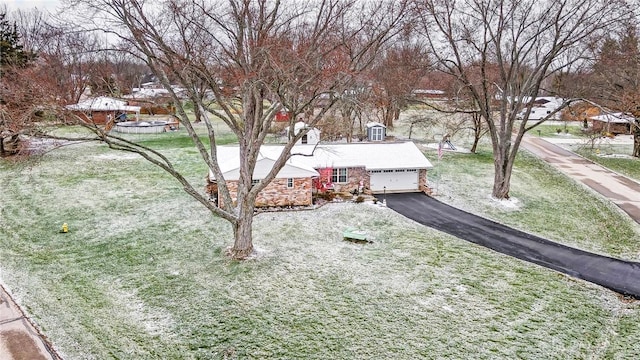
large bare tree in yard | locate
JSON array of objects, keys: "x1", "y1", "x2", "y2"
[
  {"x1": 414, "y1": 0, "x2": 630, "y2": 199},
  {"x1": 65, "y1": 0, "x2": 405, "y2": 259}
]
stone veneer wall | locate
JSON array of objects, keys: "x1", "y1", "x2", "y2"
[
  {"x1": 212, "y1": 177, "x2": 313, "y2": 207},
  {"x1": 332, "y1": 166, "x2": 370, "y2": 194},
  {"x1": 419, "y1": 168, "x2": 432, "y2": 194}
]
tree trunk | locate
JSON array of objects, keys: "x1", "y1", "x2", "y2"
[
  {"x1": 492, "y1": 148, "x2": 513, "y2": 199},
  {"x1": 0, "y1": 136, "x2": 5, "y2": 157},
  {"x1": 470, "y1": 113, "x2": 482, "y2": 153},
  {"x1": 633, "y1": 120, "x2": 640, "y2": 158},
  {"x1": 228, "y1": 198, "x2": 256, "y2": 259},
  {"x1": 470, "y1": 135, "x2": 480, "y2": 154},
  {"x1": 383, "y1": 107, "x2": 394, "y2": 128},
  {"x1": 194, "y1": 103, "x2": 202, "y2": 123}
]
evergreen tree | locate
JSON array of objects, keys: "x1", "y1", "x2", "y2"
[{"x1": 0, "y1": 12, "x2": 36, "y2": 68}]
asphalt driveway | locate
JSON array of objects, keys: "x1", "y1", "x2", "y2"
[{"x1": 386, "y1": 192, "x2": 640, "y2": 298}]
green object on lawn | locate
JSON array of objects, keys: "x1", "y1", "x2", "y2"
[{"x1": 343, "y1": 229, "x2": 371, "y2": 243}]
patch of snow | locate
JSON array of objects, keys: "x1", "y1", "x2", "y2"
[
  {"x1": 106, "y1": 279, "x2": 176, "y2": 338},
  {"x1": 489, "y1": 196, "x2": 521, "y2": 210},
  {"x1": 94, "y1": 153, "x2": 139, "y2": 161},
  {"x1": 598, "y1": 154, "x2": 635, "y2": 159},
  {"x1": 423, "y1": 142, "x2": 472, "y2": 154}
]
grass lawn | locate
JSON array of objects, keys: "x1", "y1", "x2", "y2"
[
  {"x1": 571, "y1": 146, "x2": 640, "y2": 183},
  {"x1": 1, "y1": 121, "x2": 640, "y2": 359}
]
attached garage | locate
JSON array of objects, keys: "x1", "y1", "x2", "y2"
[{"x1": 369, "y1": 169, "x2": 419, "y2": 192}]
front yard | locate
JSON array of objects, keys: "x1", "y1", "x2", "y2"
[{"x1": 1, "y1": 124, "x2": 640, "y2": 358}]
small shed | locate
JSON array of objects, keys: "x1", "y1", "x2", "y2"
[
  {"x1": 286, "y1": 121, "x2": 321, "y2": 145},
  {"x1": 366, "y1": 122, "x2": 386, "y2": 141}
]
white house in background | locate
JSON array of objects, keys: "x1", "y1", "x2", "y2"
[
  {"x1": 285, "y1": 121, "x2": 321, "y2": 145},
  {"x1": 206, "y1": 142, "x2": 433, "y2": 207},
  {"x1": 589, "y1": 112, "x2": 634, "y2": 135},
  {"x1": 366, "y1": 122, "x2": 387, "y2": 141},
  {"x1": 516, "y1": 96, "x2": 565, "y2": 120}
]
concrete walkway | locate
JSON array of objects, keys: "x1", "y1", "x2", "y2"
[
  {"x1": 0, "y1": 284, "x2": 60, "y2": 359},
  {"x1": 520, "y1": 136, "x2": 640, "y2": 224}
]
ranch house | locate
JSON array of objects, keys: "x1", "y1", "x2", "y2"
[{"x1": 207, "y1": 142, "x2": 433, "y2": 207}]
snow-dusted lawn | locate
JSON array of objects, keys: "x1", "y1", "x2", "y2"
[{"x1": 1, "y1": 129, "x2": 640, "y2": 358}]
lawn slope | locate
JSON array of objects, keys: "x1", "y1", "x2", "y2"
[{"x1": 1, "y1": 134, "x2": 639, "y2": 358}]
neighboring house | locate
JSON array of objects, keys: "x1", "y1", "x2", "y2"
[
  {"x1": 517, "y1": 96, "x2": 565, "y2": 120},
  {"x1": 66, "y1": 96, "x2": 141, "y2": 125},
  {"x1": 207, "y1": 142, "x2": 433, "y2": 207},
  {"x1": 366, "y1": 122, "x2": 387, "y2": 141},
  {"x1": 589, "y1": 113, "x2": 634, "y2": 135},
  {"x1": 123, "y1": 88, "x2": 178, "y2": 115},
  {"x1": 285, "y1": 121, "x2": 321, "y2": 145}
]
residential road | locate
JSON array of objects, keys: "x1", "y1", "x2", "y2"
[{"x1": 520, "y1": 135, "x2": 640, "y2": 224}]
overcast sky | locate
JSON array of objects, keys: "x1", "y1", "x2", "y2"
[{"x1": 4, "y1": 0, "x2": 61, "y2": 12}]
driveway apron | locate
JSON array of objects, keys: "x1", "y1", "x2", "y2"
[{"x1": 386, "y1": 192, "x2": 640, "y2": 298}]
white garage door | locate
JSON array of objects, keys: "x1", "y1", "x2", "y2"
[{"x1": 370, "y1": 169, "x2": 419, "y2": 192}]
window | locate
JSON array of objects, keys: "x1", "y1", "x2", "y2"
[
  {"x1": 251, "y1": 179, "x2": 260, "y2": 186},
  {"x1": 302, "y1": 135, "x2": 308, "y2": 144},
  {"x1": 383, "y1": 169, "x2": 394, "y2": 173},
  {"x1": 287, "y1": 178, "x2": 294, "y2": 188},
  {"x1": 371, "y1": 127, "x2": 384, "y2": 141},
  {"x1": 332, "y1": 168, "x2": 347, "y2": 183}
]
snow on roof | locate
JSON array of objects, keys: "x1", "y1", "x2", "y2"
[
  {"x1": 211, "y1": 142, "x2": 433, "y2": 180},
  {"x1": 212, "y1": 146, "x2": 319, "y2": 180},
  {"x1": 124, "y1": 86, "x2": 188, "y2": 99},
  {"x1": 589, "y1": 112, "x2": 634, "y2": 124},
  {"x1": 124, "y1": 88, "x2": 171, "y2": 98},
  {"x1": 510, "y1": 96, "x2": 565, "y2": 106},
  {"x1": 66, "y1": 96, "x2": 141, "y2": 112},
  {"x1": 365, "y1": 122, "x2": 386, "y2": 128},
  {"x1": 285, "y1": 122, "x2": 321, "y2": 136},
  {"x1": 292, "y1": 142, "x2": 433, "y2": 170},
  {"x1": 294, "y1": 121, "x2": 309, "y2": 130},
  {"x1": 412, "y1": 89, "x2": 445, "y2": 95}
]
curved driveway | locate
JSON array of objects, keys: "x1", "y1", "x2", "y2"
[{"x1": 386, "y1": 192, "x2": 640, "y2": 298}]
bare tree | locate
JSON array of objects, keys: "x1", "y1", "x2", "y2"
[
  {"x1": 370, "y1": 40, "x2": 430, "y2": 128},
  {"x1": 414, "y1": 0, "x2": 630, "y2": 199},
  {"x1": 63, "y1": 0, "x2": 406, "y2": 259},
  {"x1": 336, "y1": 81, "x2": 374, "y2": 142},
  {"x1": 587, "y1": 25, "x2": 640, "y2": 157}
]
